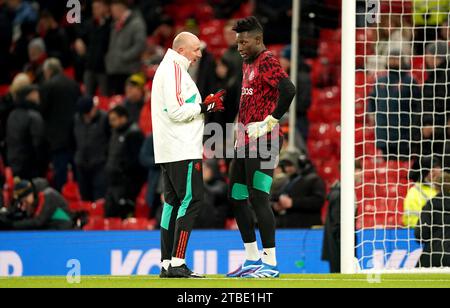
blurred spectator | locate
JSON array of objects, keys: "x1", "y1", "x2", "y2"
[
  {"x1": 254, "y1": 0, "x2": 292, "y2": 44},
  {"x1": 215, "y1": 20, "x2": 242, "y2": 125},
  {"x1": 412, "y1": 1, "x2": 449, "y2": 54},
  {"x1": 371, "y1": 15, "x2": 413, "y2": 72},
  {"x1": 6, "y1": 85, "x2": 46, "y2": 180},
  {"x1": 414, "y1": 115, "x2": 446, "y2": 159},
  {"x1": 74, "y1": 0, "x2": 111, "y2": 96},
  {"x1": 413, "y1": 0, "x2": 450, "y2": 27},
  {"x1": 142, "y1": 38, "x2": 164, "y2": 68},
  {"x1": 403, "y1": 157, "x2": 442, "y2": 228},
  {"x1": 422, "y1": 41, "x2": 450, "y2": 128},
  {"x1": 440, "y1": 20, "x2": 450, "y2": 40},
  {"x1": 38, "y1": 10, "x2": 71, "y2": 67},
  {"x1": 40, "y1": 58, "x2": 81, "y2": 191},
  {"x1": 195, "y1": 159, "x2": 228, "y2": 229},
  {"x1": 415, "y1": 172, "x2": 450, "y2": 268},
  {"x1": 123, "y1": 73, "x2": 146, "y2": 124},
  {"x1": 189, "y1": 43, "x2": 217, "y2": 100},
  {"x1": 0, "y1": 178, "x2": 73, "y2": 230},
  {"x1": 11, "y1": 18, "x2": 37, "y2": 73},
  {"x1": 7, "y1": 0, "x2": 38, "y2": 41},
  {"x1": 136, "y1": 0, "x2": 164, "y2": 35},
  {"x1": 106, "y1": 0, "x2": 146, "y2": 95},
  {"x1": 0, "y1": 73, "x2": 31, "y2": 159},
  {"x1": 322, "y1": 181, "x2": 341, "y2": 273},
  {"x1": 139, "y1": 134, "x2": 160, "y2": 217},
  {"x1": 368, "y1": 48, "x2": 421, "y2": 160},
  {"x1": 105, "y1": 105, "x2": 145, "y2": 218},
  {"x1": 210, "y1": 0, "x2": 246, "y2": 19},
  {"x1": 0, "y1": 0, "x2": 13, "y2": 84},
  {"x1": 24, "y1": 37, "x2": 47, "y2": 84},
  {"x1": 151, "y1": 15, "x2": 176, "y2": 51},
  {"x1": 280, "y1": 45, "x2": 311, "y2": 141},
  {"x1": 73, "y1": 96, "x2": 110, "y2": 202},
  {"x1": 272, "y1": 151, "x2": 326, "y2": 228}
]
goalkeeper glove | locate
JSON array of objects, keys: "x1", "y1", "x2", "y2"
[
  {"x1": 247, "y1": 115, "x2": 279, "y2": 140},
  {"x1": 201, "y1": 90, "x2": 226, "y2": 113}
]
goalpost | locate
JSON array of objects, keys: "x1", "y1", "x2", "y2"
[
  {"x1": 341, "y1": 0, "x2": 357, "y2": 274},
  {"x1": 341, "y1": 0, "x2": 450, "y2": 274}
]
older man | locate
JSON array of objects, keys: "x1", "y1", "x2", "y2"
[{"x1": 152, "y1": 32, "x2": 225, "y2": 278}]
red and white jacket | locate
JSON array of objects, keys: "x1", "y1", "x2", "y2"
[{"x1": 151, "y1": 49, "x2": 204, "y2": 164}]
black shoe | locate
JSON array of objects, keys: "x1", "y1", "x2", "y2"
[
  {"x1": 167, "y1": 264, "x2": 205, "y2": 278},
  {"x1": 160, "y1": 267, "x2": 169, "y2": 278}
]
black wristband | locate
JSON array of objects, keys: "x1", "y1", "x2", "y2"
[{"x1": 200, "y1": 103, "x2": 208, "y2": 114}]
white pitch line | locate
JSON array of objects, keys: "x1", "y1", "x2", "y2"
[{"x1": 3, "y1": 277, "x2": 450, "y2": 283}]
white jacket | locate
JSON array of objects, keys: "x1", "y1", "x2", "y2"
[{"x1": 151, "y1": 49, "x2": 204, "y2": 164}]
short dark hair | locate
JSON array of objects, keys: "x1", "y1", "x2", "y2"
[
  {"x1": 233, "y1": 16, "x2": 264, "y2": 34},
  {"x1": 109, "y1": 105, "x2": 129, "y2": 118}
]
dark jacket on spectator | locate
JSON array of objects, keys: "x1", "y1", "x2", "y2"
[
  {"x1": 40, "y1": 73, "x2": 81, "y2": 152},
  {"x1": 196, "y1": 161, "x2": 228, "y2": 229},
  {"x1": 105, "y1": 11, "x2": 146, "y2": 75},
  {"x1": 0, "y1": 3, "x2": 13, "y2": 84},
  {"x1": 277, "y1": 166, "x2": 326, "y2": 228},
  {"x1": 422, "y1": 59, "x2": 450, "y2": 127},
  {"x1": 368, "y1": 71, "x2": 421, "y2": 158},
  {"x1": 415, "y1": 196, "x2": 450, "y2": 268},
  {"x1": 73, "y1": 110, "x2": 110, "y2": 170},
  {"x1": 106, "y1": 122, "x2": 145, "y2": 189},
  {"x1": 82, "y1": 17, "x2": 112, "y2": 73},
  {"x1": 6, "y1": 99, "x2": 46, "y2": 179},
  {"x1": 192, "y1": 48, "x2": 217, "y2": 100},
  {"x1": 124, "y1": 98, "x2": 144, "y2": 124},
  {"x1": 139, "y1": 134, "x2": 160, "y2": 208},
  {"x1": 322, "y1": 182, "x2": 341, "y2": 273},
  {"x1": 0, "y1": 93, "x2": 15, "y2": 157},
  {"x1": 217, "y1": 46, "x2": 242, "y2": 125},
  {"x1": 13, "y1": 188, "x2": 73, "y2": 230},
  {"x1": 43, "y1": 27, "x2": 71, "y2": 68}
]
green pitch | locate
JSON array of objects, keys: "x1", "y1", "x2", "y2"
[{"x1": 2, "y1": 274, "x2": 450, "y2": 288}]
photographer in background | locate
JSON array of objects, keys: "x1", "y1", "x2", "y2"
[
  {"x1": 0, "y1": 178, "x2": 73, "y2": 230},
  {"x1": 271, "y1": 151, "x2": 326, "y2": 229},
  {"x1": 416, "y1": 172, "x2": 450, "y2": 268}
]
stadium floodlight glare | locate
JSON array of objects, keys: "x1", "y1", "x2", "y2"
[{"x1": 343, "y1": 0, "x2": 450, "y2": 274}]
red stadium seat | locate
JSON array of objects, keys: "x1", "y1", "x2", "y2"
[
  {"x1": 62, "y1": 168, "x2": 81, "y2": 204},
  {"x1": 135, "y1": 184, "x2": 150, "y2": 218},
  {"x1": 83, "y1": 217, "x2": 104, "y2": 231},
  {"x1": 267, "y1": 44, "x2": 286, "y2": 59},
  {"x1": 122, "y1": 218, "x2": 154, "y2": 230},
  {"x1": 3, "y1": 167, "x2": 14, "y2": 207},
  {"x1": 320, "y1": 29, "x2": 341, "y2": 42},
  {"x1": 0, "y1": 85, "x2": 9, "y2": 96},
  {"x1": 104, "y1": 218, "x2": 122, "y2": 231}
]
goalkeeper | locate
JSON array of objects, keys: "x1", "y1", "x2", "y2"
[
  {"x1": 152, "y1": 32, "x2": 225, "y2": 278},
  {"x1": 227, "y1": 17, "x2": 296, "y2": 278}
]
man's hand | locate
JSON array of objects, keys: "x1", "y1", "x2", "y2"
[
  {"x1": 247, "y1": 115, "x2": 279, "y2": 140},
  {"x1": 278, "y1": 195, "x2": 293, "y2": 209},
  {"x1": 201, "y1": 90, "x2": 226, "y2": 113}
]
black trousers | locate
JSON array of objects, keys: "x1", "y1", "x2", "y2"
[
  {"x1": 228, "y1": 139, "x2": 281, "y2": 249},
  {"x1": 160, "y1": 160, "x2": 204, "y2": 261},
  {"x1": 77, "y1": 165, "x2": 106, "y2": 202}
]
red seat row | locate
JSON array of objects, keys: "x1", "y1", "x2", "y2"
[{"x1": 83, "y1": 217, "x2": 157, "y2": 231}]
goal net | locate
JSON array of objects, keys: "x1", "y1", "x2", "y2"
[{"x1": 349, "y1": 0, "x2": 450, "y2": 272}]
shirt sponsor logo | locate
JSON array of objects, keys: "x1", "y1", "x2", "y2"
[{"x1": 242, "y1": 88, "x2": 254, "y2": 96}]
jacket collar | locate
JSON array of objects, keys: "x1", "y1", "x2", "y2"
[{"x1": 165, "y1": 48, "x2": 190, "y2": 71}]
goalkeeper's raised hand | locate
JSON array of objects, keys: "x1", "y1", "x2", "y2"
[
  {"x1": 247, "y1": 115, "x2": 279, "y2": 140},
  {"x1": 200, "y1": 90, "x2": 226, "y2": 113}
]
